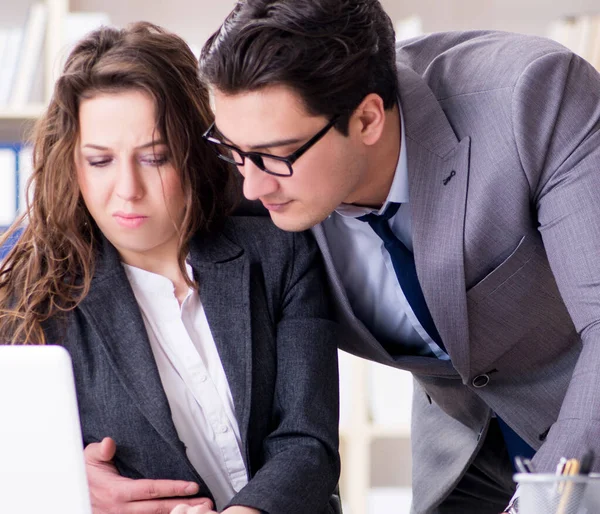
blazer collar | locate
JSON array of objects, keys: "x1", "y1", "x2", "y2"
[
  {"x1": 396, "y1": 62, "x2": 459, "y2": 158},
  {"x1": 79, "y1": 238, "x2": 202, "y2": 483},
  {"x1": 90, "y1": 226, "x2": 245, "y2": 280},
  {"x1": 187, "y1": 226, "x2": 244, "y2": 265}
]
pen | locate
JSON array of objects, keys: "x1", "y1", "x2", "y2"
[
  {"x1": 579, "y1": 450, "x2": 594, "y2": 475},
  {"x1": 514, "y1": 455, "x2": 531, "y2": 474},
  {"x1": 522, "y1": 458, "x2": 535, "y2": 474},
  {"x1": 568, "y1": 450, "x2": 596, "y2": 514},
  {"x1": 555, "y1": 457, "x2": 567, "y2": 476},
  {"x1": 552, "y1": 457, "x2": 568, "y2": 496},
  {"x1": 555, "y1": 458, "x2": 580, "y2": 514}
]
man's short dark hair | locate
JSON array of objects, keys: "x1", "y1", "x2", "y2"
[{"x1": 200, "y1": 0, "x2": 399, "y2": 134}]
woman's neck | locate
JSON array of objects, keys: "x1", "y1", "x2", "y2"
[{"x1": 121, "y1": 252, "x2": 190, "y2": 305}]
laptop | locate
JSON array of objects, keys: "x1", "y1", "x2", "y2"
[{"x1": 0, "y1": 345, "x2": 92, "y2": 514}]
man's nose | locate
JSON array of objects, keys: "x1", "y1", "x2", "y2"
[{"x1": 241, "y1": 160, "x2": 279, "y2": 201}]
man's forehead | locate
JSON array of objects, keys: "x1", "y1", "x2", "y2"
[
  {"x1": 211, "y1": 86, "x2": 322, "y2": 145},
  {"x1": 212, "y1": 85, "x2": 309, "y2": 119}
]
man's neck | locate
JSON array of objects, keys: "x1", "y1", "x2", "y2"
[{"x1": 351, "y1": 104, "x2": 401, "y2": 209}]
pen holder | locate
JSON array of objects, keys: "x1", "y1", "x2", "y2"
[{"x1": 514, "y1": 473, "x2": 600, "y2": 514}]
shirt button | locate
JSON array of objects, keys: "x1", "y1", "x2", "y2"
[
  {"x1": 198, "y1": 374, "x2": 208, "y2": 383},
  {"x1": 218, "y1": 424, "x2": 229, "y2": 434}
]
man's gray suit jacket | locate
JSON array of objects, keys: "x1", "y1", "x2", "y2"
[
  {"x1": 44, "y1": 218, "x2": 342, "y2": 514},
  {"x1": 312, "y1": 30, "x2": 600, "y2": 513}
]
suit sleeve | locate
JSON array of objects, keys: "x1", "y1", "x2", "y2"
[
  {"x1": 225, "y1": 230, "x2": 341, "y2": 514},
  {"x1": 513, "y1": 49, "x2": 600, "y2": 470}
]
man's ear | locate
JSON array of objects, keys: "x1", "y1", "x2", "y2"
[{"x1": 350, "y1": 93, "x2": 387, "y2": 146}]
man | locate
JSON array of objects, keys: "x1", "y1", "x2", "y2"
[
  {"x1": 195, "y1": 1, "x2": 600, "y2": 513},
  {"x1": 84, "y1": 2, "x2": 600, "y2": 513}
]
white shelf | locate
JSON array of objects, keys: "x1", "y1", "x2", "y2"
[
  {"x1": 367, "y1": 487, "x2": 412, "y2": 514},
  {"x1": 0, "y1": 105, "x2": 46, "y2": 120},
  {"x1": 0, "y1": 0, "x2": 67, "y2": 138},
  {"x1": 369, "y1": 424, "x2": 411, "y2": 438},
  {"x1": 340, "y1": 425, "x2": 410, "y2": 440},
  {"x1": 339, "y1": 351, "x2": 412, "y2": 514}
]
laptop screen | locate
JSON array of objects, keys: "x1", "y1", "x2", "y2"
[{"x1": 0, "y1": 345, "x2": 92, "y2": 514}]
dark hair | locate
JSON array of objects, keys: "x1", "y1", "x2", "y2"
[
  {"x1": 200, "y1": 0, "x2": 399, "y2": 134},
  {"x1": 0, "y1": 22, "x2": 235, "y2": 345}
]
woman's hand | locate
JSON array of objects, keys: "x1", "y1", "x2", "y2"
[
  {"x1": 170, "y1": 505, "x2": 216, "y2": 514},
  {"x1": 85, "y1": 437, "x2": 213, "y2": 514}
]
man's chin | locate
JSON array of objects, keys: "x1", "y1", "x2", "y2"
[{"x1": 269, "y1": 210, "x2": 323, "y2": 232}]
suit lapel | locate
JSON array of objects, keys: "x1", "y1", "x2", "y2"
[
  {"x1": 79, "y1": 238, "x2": 192, "y2": 467},
  {"x1": 81, "y1": 231, "x2": 253, "y2": 477},
  {"x1": 312, "y1": 224, "x2": 458, "y2": 376},
  {"x1": 398, "y1": 62, "x2": 472, "y2": 379},
  {"x1": 188, "y1": 230, "x2": 252, "y2": 457}
]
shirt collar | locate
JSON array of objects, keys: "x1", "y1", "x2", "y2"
[
  {"x1": 123, "y1": 259, "x2": 194, "y2": 296},
  {"x1": 334, "y1": 100, "x2": 408, "y2": 218}
]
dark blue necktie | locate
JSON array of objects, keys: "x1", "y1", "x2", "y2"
[
  {"x1": 358, "y1": 203, "x2": 445, "y2": 352},
  {"x1": 360, "y1": 203, "x2": 535, "y2": 467}
]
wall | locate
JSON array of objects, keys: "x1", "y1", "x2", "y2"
[
  {"x1": 72, "y1": 0, "x2": 600, "y2": 46},
  {"x1": 71, "y1": 0, "x2": 238, "y2": 51},
  {"x1": 381, "y1": 0, "x2": 600, "y2": 36}
]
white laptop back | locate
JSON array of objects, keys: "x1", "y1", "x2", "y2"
[{"x1": 0, "y1": 345, "x2": 92, "y2": 514}]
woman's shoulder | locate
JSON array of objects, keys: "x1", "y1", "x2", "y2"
[
  {"x1": 223, "y1": 215, "x2": 299, "y2": 243},
  {"x1": 222, "y1": 216, "x2": 317, "y2": 261}
]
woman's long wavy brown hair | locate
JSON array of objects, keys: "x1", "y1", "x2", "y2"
[{"x1": 0, "y1": 22, "x2": 236, "y2": 345}]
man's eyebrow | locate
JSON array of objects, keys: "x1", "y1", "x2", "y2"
[
  {"x1": 82, "y1": 140, "x2": 167, "y2": 150},
  {"x1": 214, "y1": 124, "x2": 303, "y2": 151}
]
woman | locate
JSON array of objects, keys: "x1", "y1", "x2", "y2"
[{"x1": 0, "y1": 22, "x2": 340, "y2": 514}]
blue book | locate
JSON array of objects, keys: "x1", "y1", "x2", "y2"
[{"x1": 0, "y1": 226, "x2": 23, "y2": 260}]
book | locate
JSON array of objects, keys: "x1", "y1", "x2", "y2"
[
  {"x1": 60, "y1": 11, "x2": 111, "y2": 69},
  {"x1": 395, "y1": 15, "x2": 423, "y2": 41},
  {"x1": 548, "y1": 13, "x2": 600, "y2": 70},
  {"x1": 17, "y1": 145, "x2": 34, "y2": 216},
  {"x1": 9, "y1": 2, "x2": 49, "y2": 108},
  {"x1": 0, "y1": 31, "x2": 8, "y2": 83},
  {"x1": 0, "y1": 28, "x2": 23, "y2": 107},
  {"x1": 572, "y1": 15, "x2": 595, "y2": 59},
  {"x1": 588, "y1": 15, "x2": 600, "y2": 71},
  {"x1": 0, "y1": 146, "x2": 18, "y2": 228}
]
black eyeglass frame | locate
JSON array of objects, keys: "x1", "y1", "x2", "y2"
[{"x1": 202, "y1": 115, "x2": 340, "y2": 177}]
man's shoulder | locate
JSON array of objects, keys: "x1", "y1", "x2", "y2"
[
  {"x1": 396, "y1": 30, "x2": 571, "y2": 96},
  {"x1": 397, "y1": 30, "x2": 567, "y2": 65}
]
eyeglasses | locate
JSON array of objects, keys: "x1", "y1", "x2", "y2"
[{"x1": 202, "y1": 115, "x2": 340, "y2": 177}]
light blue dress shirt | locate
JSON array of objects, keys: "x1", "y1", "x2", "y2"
[{"x1": 321, "y1": 105, "x2": 448, "y2": 360}]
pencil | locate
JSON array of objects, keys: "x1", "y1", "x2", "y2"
[{"x1": 555, "y1": 458, "x2": 580, "y2": 514}]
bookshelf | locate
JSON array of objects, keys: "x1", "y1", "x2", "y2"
[
  {"x1": 0, "y1": 104, "x2": 46, "y2": 120},
  {"x1": 338, "y1": 351, "x2": 413, "y2": 514},
  {"x1": 0, "y1": 0, "x2": 67, "y2": 126}
]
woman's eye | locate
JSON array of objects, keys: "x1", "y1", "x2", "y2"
[
  {"x1": 141, "y1": 154, "x2": 169, "y2": 167},
  {"x1": 87, "y1": 158, "x2": 112, "y2": 168}
]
